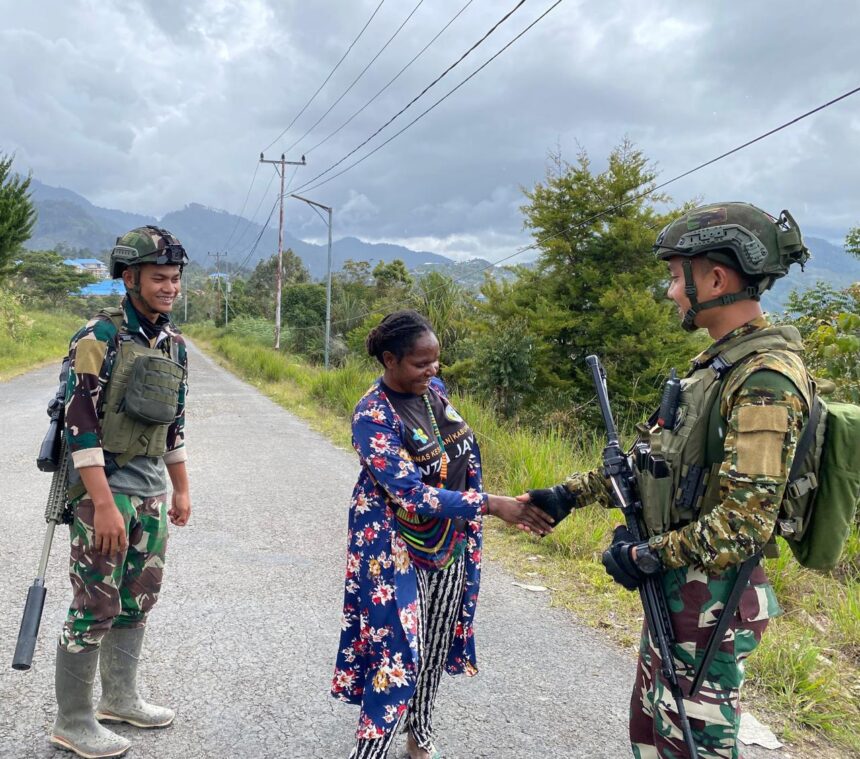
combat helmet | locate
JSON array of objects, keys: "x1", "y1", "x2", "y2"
[
  {"x1": 653, "y1": 202, "x2": 809, "y2": 331},
  {"x1": 109, "y1": 226, "x2": 189, "y2": 279}
]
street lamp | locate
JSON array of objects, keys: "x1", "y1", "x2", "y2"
[{"x1": 290, "y1": 194, "x2": 333, "y2": 369}]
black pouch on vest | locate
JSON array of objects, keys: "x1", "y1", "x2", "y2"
[{"x1": 123, "y1": 355, "x2": 184, "y2": 425}]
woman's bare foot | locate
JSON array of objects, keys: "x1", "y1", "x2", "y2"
[{"x1": 406, "y1": 731, "x2": 434, "y2": 759}]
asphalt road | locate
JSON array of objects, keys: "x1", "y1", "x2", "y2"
[{"x1": 0, "y1": 345, "x2": 780, "y2": 759}]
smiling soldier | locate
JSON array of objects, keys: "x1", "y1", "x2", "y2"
[{"x1": 51, "y1": 227, "x2": 191, "y2": 758}]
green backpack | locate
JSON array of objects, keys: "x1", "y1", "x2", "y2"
[{"x1": 779, "y1": 396, "x2": 860, "y2": 570}]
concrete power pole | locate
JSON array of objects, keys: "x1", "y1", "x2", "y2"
[
  {"x1": 208, "y1": 250, "x2": 227, "y2": 324},
  {"x1": 259, "y1": 152, "x2": 306, "y2": 350}
]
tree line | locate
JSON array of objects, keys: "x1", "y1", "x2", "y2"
[{"x1": 2, "y1": 144, "x2": 858, "y2": 433}]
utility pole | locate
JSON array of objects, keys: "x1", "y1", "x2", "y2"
[
  {"x1": 260, "y1": 152, "x2": 306, "y2": 350},
  {"x1": 208, "y1": 251, "x2": 227, "y2": 324},
  {"x1": 291, "y1": 194, "x2": 333, "y2": 369}
]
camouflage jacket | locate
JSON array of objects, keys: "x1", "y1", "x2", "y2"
[
  {"x1": 64, "y1": 297, "x2": 188, "y2": 471},
  {"x1": 563, "y1": 317, "x2": 808, "y2": 572}
]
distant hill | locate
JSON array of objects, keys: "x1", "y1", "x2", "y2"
[
  {"x1": 23, "y1": 179, "x2": 858, "y2": 306},
  {"x1": 25, "y1": 179, "x2": 452, "y2": 278},
  {"x1": 761, "y1": 236, "x2": 860, "y2": 312}
]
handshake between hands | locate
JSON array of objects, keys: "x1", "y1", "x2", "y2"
[
  {"x1": 484, "y1": 484, "x2": 578, "y2": 539},
  {"x1": 499, "y1": 483, "x2": 662, "y2": 591}
]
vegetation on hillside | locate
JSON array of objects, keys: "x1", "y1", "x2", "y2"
[{"x1": 4, "y1": 140, "x2": 859, "y2": 755}]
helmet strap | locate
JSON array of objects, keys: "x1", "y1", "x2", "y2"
[{"x1": 680, "y1": 258, "x2": 761, "y2": 332}]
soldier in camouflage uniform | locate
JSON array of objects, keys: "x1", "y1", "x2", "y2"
[
  {"x1": 50, "y1": 227, "x2": 191, "y2": 759},
  {"x1": 524, "y1": 203, "x2": 812, "y2": 758}
]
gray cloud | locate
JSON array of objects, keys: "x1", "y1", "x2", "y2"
[{"x1": 1, "y1": 0, "x2": 858, "y2": 262}]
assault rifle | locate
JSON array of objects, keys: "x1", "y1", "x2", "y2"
[
  {"x1": 586, "y1": 355, "x2": 699, "y2": 759},
  {"x1": 12, "y1": 358, "x2": 72, "y2": 671}
]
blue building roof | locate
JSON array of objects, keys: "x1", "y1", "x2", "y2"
[
  {"x1": 77, "y1": 279, "x2": 126, "y2": 296},
  {"x1": 64, "y1": 258, "x2": 107, "y2": 267}
]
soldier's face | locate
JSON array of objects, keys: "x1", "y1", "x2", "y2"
[
  {"x1": 666, "y1": 258, "x2": 691, "y2": 319},
  {"x1": 666, "y1": 257, "x2": 717, "y2": 324},
  {"x1": 382, "y1": 331, "x2": 440, "y2": 395},
  {"x1": 127, "y1": 264, "x2": 182, "y2": 321}
]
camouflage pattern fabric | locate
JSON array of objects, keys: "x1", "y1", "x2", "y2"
[
  {"x1": 60, "y1": 493, "x2": 168, "y2": 654},
  {"x1": 649, "y1": 319, "x2": 808, "y2": 571},
  {"x1": 630, "y1": 564, "x2": 776, "y2": 759},
  {"x1": 560, "y1": 318, "x2": 807, "y2": 757},
  {"x1": 64, "y1": 296, "x2": 187, "y2": 472}
]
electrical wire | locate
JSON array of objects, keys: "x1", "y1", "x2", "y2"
[
  {"x1": 291, "y1": 0, "x2": 529, "y2": 194},
  {"x1": 261, "y1": 0, "x2": 387, "y2": 154},
  {"x1": 304, "y1": 0, "x2": 477, "y2": 157},
  {"x1": 279, "y1": 82, "x2": 860, "y2": 333},
  {"x1": 284, "y1": 0, "x2": 426, "y2": 156},
  {"x1": 231, "y1": 195, "x2": 282, "y2": 274},
  {"x1": 222, "y1": 162, "x2": 261, "y2": 253}
]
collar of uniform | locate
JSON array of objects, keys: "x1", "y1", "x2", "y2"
[
  {"x1": 691, "y1": 315, "x2": 771, "y2": 368},
  {"x1": 121, "y1": 296, "x2": 174, "y2": 346}
]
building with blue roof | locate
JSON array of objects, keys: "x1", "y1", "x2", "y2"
[
  {"x1": 76, "y1": 279, "x2": 126, "y2": 296},
  {"x1": 64, "y1": 258, "x2": 109, "y2": 278}
]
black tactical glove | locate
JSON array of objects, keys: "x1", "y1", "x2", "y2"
[
  {"x1": 601, "y1": 525, "x2": 662, "y2": 591},
  {"x1": 527, "y1": 484, "x2": 577, "y2": 525}
]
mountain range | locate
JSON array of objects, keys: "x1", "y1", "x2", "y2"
[
  {"x1": 25, "y1": 179, "x2": 451, "y2": 279},
  {"x1": 23, "y1": 179, "x2": 859, "y2": 308}
]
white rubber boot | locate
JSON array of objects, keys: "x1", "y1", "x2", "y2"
[
  {"x1": 50, "y1": 645, "x2": 131, "y2": 758},
  {"x1": 95, "y1": 627, "x2": 174, "y2": 729}
]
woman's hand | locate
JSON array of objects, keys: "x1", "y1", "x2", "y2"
[{"x1": 486, "y1": 495, "x2": 555, "y2": 536}]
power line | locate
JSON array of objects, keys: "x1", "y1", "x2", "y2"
[
  {"x1": 228, "y1": 169, "x2": 278, "y2": 254},
  {"x1": 284, "y1": 0, "x2": 426, "y2": 156},
  {"x1": 231, "y1": 195, "x2": 281, "y2": 274},
  {"x1": 291, "y1": 0, "x2": 530, "y2": 194},
  {"x1": 304, "y1": 0, "x2": 477, "y2": 157},
  {"x1": 223, "y1": 162, "x2": 261, "y2": 253},
  {"x1": 261, "y1": 0, "x2": 387, "y2": 154},
  {"x1": 281, "y1": 82, "x2": 860, "y2": 333}
]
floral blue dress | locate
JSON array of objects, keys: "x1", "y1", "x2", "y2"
[{"x1": 331, "y1": 377, "x2": 487, "y2": 739}]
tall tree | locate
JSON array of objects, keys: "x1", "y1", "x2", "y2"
[
  {"x1": 13, "y1": 250, "x2": 96, "y2": 306},
  {"x1": 483, "y1": 140, "x2": 701, "y2": 420},
  {"x1": 0, "y1": 153, "x2": 37, "y2": 282},
  {"x1": 846, "y1": 224, "x2": 860, "y2": 261},
  {"x1": 244, "y1": 249, "x2": 309, "y2": 318}
]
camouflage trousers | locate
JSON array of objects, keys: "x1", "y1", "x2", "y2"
[
  {"x1": 60, "y1": 493, "x2": 168, "y2": 654},
  {"x1": 629, "y1": 565, "x2": 776, "y2": 759}
]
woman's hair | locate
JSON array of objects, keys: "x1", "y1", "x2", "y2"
[{"x1": 366, "y1": 309, "x2": 434, "y2": 365}]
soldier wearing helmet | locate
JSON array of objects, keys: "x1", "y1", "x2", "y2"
[
  {"x1": 523, "y1": 203, "x2": 813, "y2": 758},
  {"x1": 50, "y1": 227, "x2": 192, "y2": 758}
]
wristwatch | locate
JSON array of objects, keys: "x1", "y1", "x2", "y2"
[{"x1": 633, "y1": 542, "x2": 662, "y2": 575}]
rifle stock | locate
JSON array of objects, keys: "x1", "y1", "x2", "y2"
[{"x1": 586, "y1": 355, "x2": 699, "y2": 759}]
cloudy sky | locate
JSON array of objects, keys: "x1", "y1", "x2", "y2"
[{"x1": 1, "y1": 0, "x2": 858, "y2": 263}]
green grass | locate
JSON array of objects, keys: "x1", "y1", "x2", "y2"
[
  {"x1": 190, "y1": 326, "x2": 860, "y2": 757},
  {"x1": 0, "y1": 309, "x2": 81, "y2": 380}
]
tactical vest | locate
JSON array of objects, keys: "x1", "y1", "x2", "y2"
[
  {"x1": 634, "y1": 325, "x2": 811, "y2": 538},
  {"x1": 99, "y1": 310, "x2": 185, "y2": 460}
]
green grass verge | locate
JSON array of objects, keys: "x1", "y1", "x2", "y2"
[
  {"x1": 193, "y1": 325, "x2": 860, "y2": 757},
  {"x1": 0, "y1": 309, "x2": 81, "y2": 380}
]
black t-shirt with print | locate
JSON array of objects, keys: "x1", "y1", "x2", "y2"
[{"x1": 380, "y1": 380, "x2": 475, "y2": 493}]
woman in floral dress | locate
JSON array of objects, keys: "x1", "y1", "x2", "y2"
[{"x1": 332, "y1": 310, "x2": 554, "y2": 759}]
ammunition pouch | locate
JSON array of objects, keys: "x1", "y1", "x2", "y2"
[
  {"x1": 101, "y1": 341, "x2": 183, "y2": 459},
  {"x1": 123, "y1": 355, "x2": 185, "y2": 425}
]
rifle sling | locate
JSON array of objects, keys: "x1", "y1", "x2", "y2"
[{"x1": 688, "y1": 553, "x2": 759, "y2": 698}]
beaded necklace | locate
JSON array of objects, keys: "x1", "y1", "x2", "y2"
[
  {"x1": 386, "y1": 389, "x2": 464, "y2": 571},
  {"x1": 422, "y1": 392, "x2": 449, "y2": 485}
]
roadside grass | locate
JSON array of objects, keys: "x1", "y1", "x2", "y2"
[
  {"x1": 0, "y1": 309, "x2": 81, "y2": 380},
  {"x1": 189, "y1": 325, "x2": 860, "y2": 757}
]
